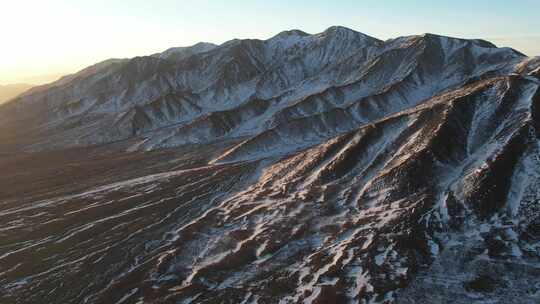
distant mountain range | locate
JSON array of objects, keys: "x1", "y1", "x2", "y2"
[
  {"x1": 1, "y1": 27, "x2": 539, "y2": 304},
  {"x1": 0, "y1": 83, "x2": 33, "y2": 104}
]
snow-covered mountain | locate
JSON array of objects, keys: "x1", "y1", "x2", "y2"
[
  {"x1": 0, "y1": 27, "x2": 539, "y2": 304},
  {"x1": 0, "y1": 27, "x2": 526, "y2": 154}
]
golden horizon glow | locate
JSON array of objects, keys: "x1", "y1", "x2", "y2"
[
  {"x1": 0, "y1": 1, "x2": 211, "y2": 85},
  {"x1": 1, "y1": 0, "x2": 539, "y2": 85}
]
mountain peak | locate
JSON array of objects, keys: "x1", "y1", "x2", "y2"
[
  {"x1": 419, "y1": 33, "x2": 499, "y2": 49},
  {"x1": 319, "y1": 26, "x2": 381, "y2": 44},
  {"x1": 157, "y1": 42, "x2": 218, "y2": 61},
  {"x1": 271, "y1": 29, "x2": 310, "y2": 39},
  {"x1": 191, "y1": 41, "x2": 218, "y2": 50},
  {"x1": 323, "y1": 25, "x2": 357, "y2": 34}
]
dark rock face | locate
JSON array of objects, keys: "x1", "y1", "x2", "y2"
[{"x1": 0, "y1": 28, "x2": 539, "y2": 304}]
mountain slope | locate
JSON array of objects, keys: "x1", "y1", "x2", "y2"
[
  {"x1": 1, "y1": 74, "x2": 538, "y2": 304},
  {"x1": 0, "y1": 83, "x2": 33, "y2": 104},
  {"x1": 137, "y1": 75, "x2": 540, "y2": 303}
]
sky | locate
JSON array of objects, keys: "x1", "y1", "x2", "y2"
[{"x1": 1, "y1": 0, "x2": 539, "y2": 85}]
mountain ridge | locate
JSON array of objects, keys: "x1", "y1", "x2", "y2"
[{"x1": 0, "y1": 26, "x2": 529, "y2": 156}]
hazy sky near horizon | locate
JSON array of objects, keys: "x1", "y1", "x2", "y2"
[{"x1": 1, "y1": 0, "x2": 539, "y2": 85}]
